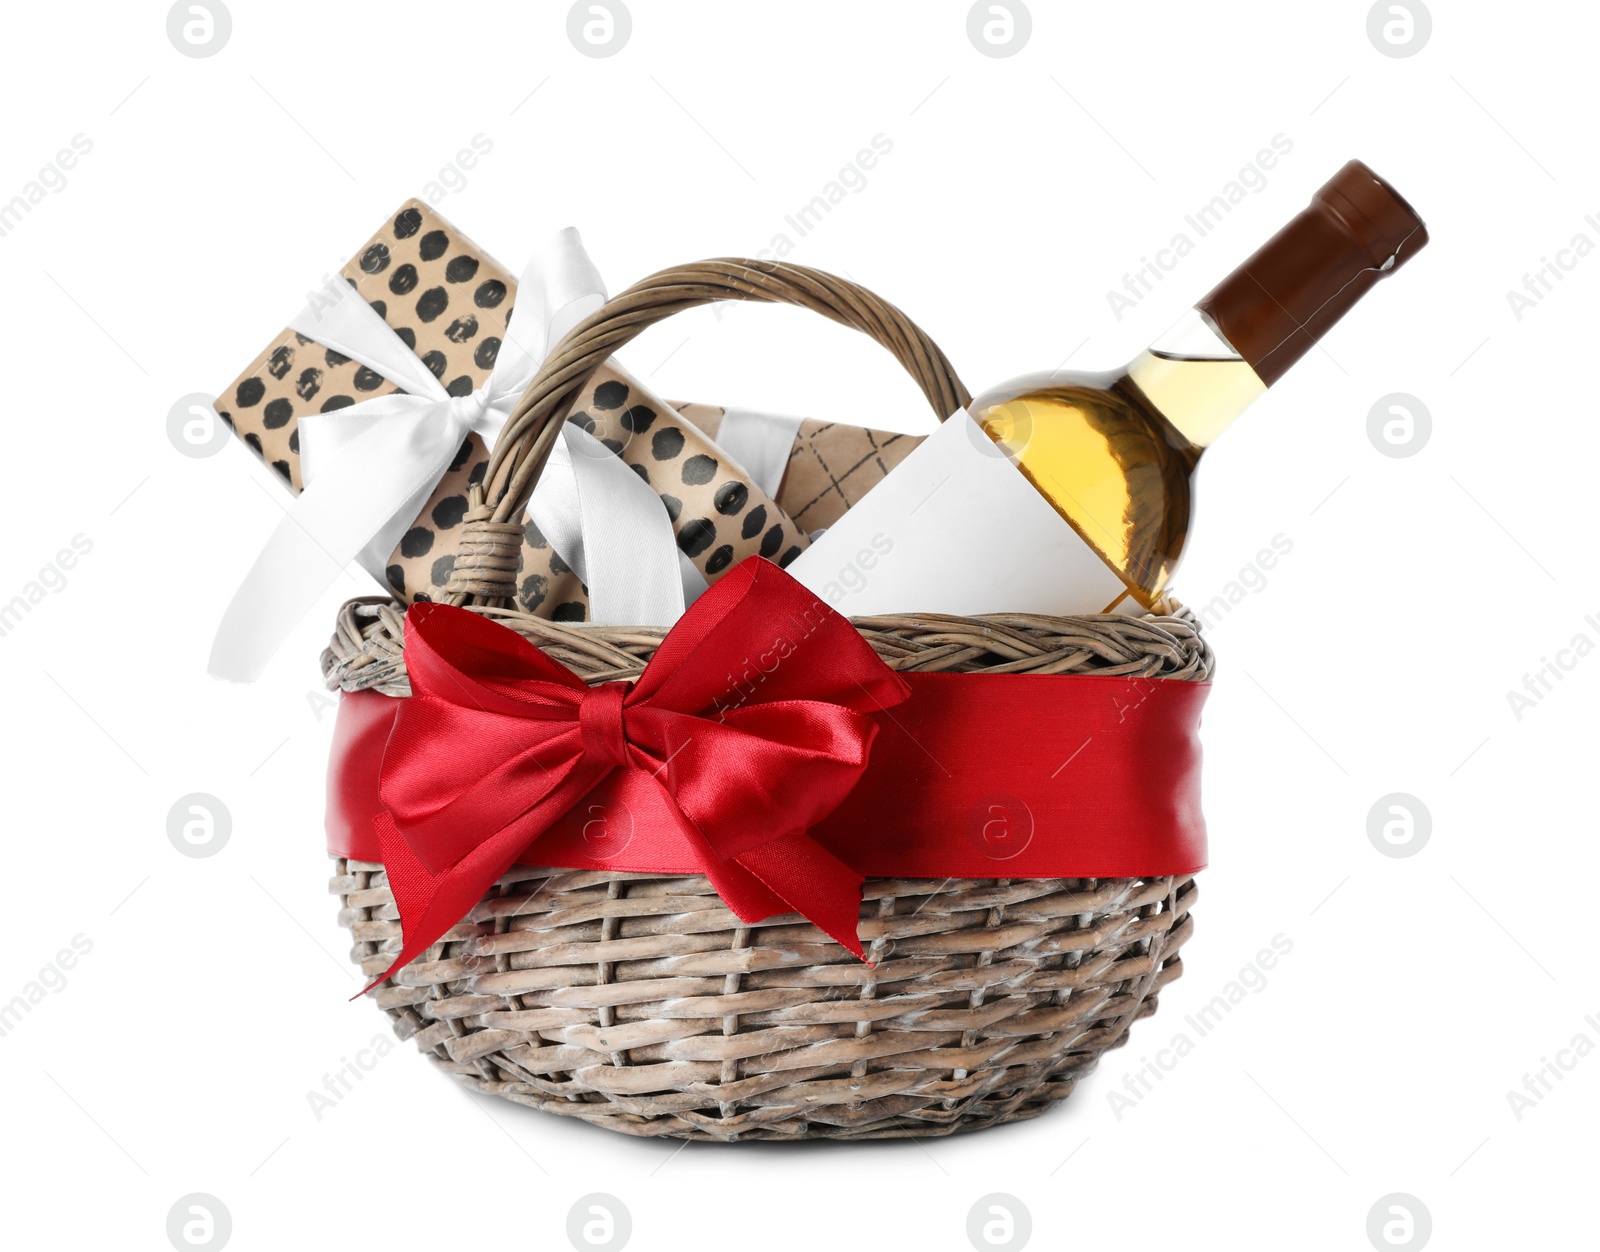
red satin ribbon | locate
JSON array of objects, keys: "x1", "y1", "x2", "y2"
[{"x1": 328, "y1": 559, "x2": 1209, "y2": 985}]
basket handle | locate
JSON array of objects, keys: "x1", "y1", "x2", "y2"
[{"x1": 441, "y1": 258, "x2": 971, "y2": 607}]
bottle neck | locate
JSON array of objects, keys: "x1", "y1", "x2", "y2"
[
  {"x1": 1194, "y1": 160, "x2": 1428, "y2": 384},
  {"x1": 1125, "y1": 309, "x2": 1267, "y2": 449}
]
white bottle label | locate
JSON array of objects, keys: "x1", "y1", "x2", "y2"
[{"x1": 785, "y1": 410, "x2": 1131, "y2": 617}]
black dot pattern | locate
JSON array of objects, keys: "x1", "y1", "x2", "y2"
[
  {"x1": 573, "y1": 377, "x2": 812, "y2": 595},
  {"x1": 217, "y1": 201, "x2": 809, "y2": 625},
  {"x1": 415, "y1": 286, "x2": 448, "y2": 323},
  {"x1": 431, "y1": 495, "x2": 469, "y2": 529}
]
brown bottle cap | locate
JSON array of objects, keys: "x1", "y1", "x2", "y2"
[{"x1": 1195, "y1": 160, "x2": 1428, "y2": 385}]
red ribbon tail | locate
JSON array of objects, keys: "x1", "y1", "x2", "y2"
[
  {"x1": 355, "y1": 811, "x2": 518, "y2": 997},
  {"x1": 733, "y1": 833, "x2": 868, "y2": 962}
]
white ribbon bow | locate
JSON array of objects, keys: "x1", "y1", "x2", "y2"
[{"x1": 208, "y1": 228, "x2": 695, "y2": 682}]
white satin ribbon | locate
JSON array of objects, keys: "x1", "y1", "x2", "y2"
[
  {"x1": 208, "y1": 228, "x2": 688, "y2": 682},
  {"x1": 712, "y1": 407, "x2": 805, "y2": 499},
  {"x1": 537, "y1": 427, "x2": 707, "y2": 622}
]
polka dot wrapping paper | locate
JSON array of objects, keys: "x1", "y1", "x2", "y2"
[
  {"x1": 671, "y1": 403, "x2": 926, "y2": 537},
  {"x1": 213, "y1": 199, "x2": 885, "y2": 621}
]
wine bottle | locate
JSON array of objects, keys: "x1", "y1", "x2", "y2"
[{"x1": 968, "y1": 159, "x2": 1428, "y2": 613}]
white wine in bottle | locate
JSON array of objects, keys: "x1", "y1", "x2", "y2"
[{"x1": 968, "y1": 159, "x2": 1429, "y2": 612}]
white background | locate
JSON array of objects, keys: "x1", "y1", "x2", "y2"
[{"x1": 2, "y1": 2, "x2": 1594, "y2": 1249}]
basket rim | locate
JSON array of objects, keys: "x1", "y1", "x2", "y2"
[{"x1": 322, "y1": 594, "x2": 1213, "y2": 697}]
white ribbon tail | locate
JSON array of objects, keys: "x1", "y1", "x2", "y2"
[
  {"x1": 207, "y1": 397, "x2": 466, "y2": 681},
  {"x1": 531, "y1": 426, "x2": 694, "y2": 627},
  {"x1": 711, "y1": 407, "x2": 806, "y2": 499}
]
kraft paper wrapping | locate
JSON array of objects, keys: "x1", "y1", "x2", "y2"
[
  {"x1": 671, "y1": 403, "x2": 926, "y2": 536},
  {"x1": 214, "y1": 201, "x2": 813, "y2": 620}
]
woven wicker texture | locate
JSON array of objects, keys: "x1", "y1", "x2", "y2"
[
  {"x1": 325, "y1": 600, "x2": 1210, "y2": 1140},
  {"x1": 321, "y1": 257, "x2": 1213, "y2": 1139},
  {"x1": 441, "y1": 258, "x2": 970, "y2": 608}
]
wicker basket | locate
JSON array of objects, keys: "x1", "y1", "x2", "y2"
[{"x1": 322, "y1": 259, "x2": 1212, "y2": 1141}]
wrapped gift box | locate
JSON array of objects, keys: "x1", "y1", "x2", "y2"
[
  {"x1": 672, "y1": 404, "x2": 924, "y2": 536},
  {"x1": 216, "y1": 200, "x2": 925, "y2": 618}
]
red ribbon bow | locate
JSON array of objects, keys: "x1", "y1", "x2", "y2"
[{"x1": 368, "y1": 558, "x2": 910, "y2": 987}]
